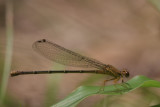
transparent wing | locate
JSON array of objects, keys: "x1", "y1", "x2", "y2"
[{"x1": 32, "y1": 39, "x2": 107, "y2": 70}]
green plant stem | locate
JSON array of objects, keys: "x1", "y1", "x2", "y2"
[{"x1": 0, "y1": 0, "x2": 14, "y2": 105}]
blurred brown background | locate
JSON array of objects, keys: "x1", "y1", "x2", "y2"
[{"x1": 0, "y1": 0, "x2": 160, "y2": 107}]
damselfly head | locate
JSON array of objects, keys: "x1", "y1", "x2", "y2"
[{"x1": 121, "y1": 69, "x2": 129, "y2": 78}]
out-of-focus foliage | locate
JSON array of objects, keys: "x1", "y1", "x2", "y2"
[{"x1": 148, "y1": 0, "x2": 160, "y2": 11}]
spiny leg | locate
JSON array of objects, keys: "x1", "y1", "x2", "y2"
[
  {"x1": 120, "y1": 77, "x2": 131, "y2": 90},
  {"x1": 97, "y1": 78, "x2": 116, "y2": 93},
  {"x1": 114, "y1": 77, "x2": 131, "y2": 93},
  {"x1": 112, "y1": 77, "x2": 124, "y2": 93},
  {"x1": 112, "y1": 78, "x2": 131, "y2": 94}
]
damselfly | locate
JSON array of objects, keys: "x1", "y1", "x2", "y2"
[{"x1": 11, "y1": 39, "x2": 129, "y2": 85}]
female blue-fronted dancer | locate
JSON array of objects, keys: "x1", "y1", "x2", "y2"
[{"x1": 11, "y1": 39, "x2": 129, "y2": 87}]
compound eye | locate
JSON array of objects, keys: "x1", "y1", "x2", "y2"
[
  {"x1": 121, "y1": 69, "x2": 129, "y2": 78},
  {"x1": 125, "y1": 71, "x2": 129, "y2": 78}
]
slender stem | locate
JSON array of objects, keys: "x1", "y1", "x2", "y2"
[{"x1": 0, "y1": 0, "x2": 14, "y2": 105}]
